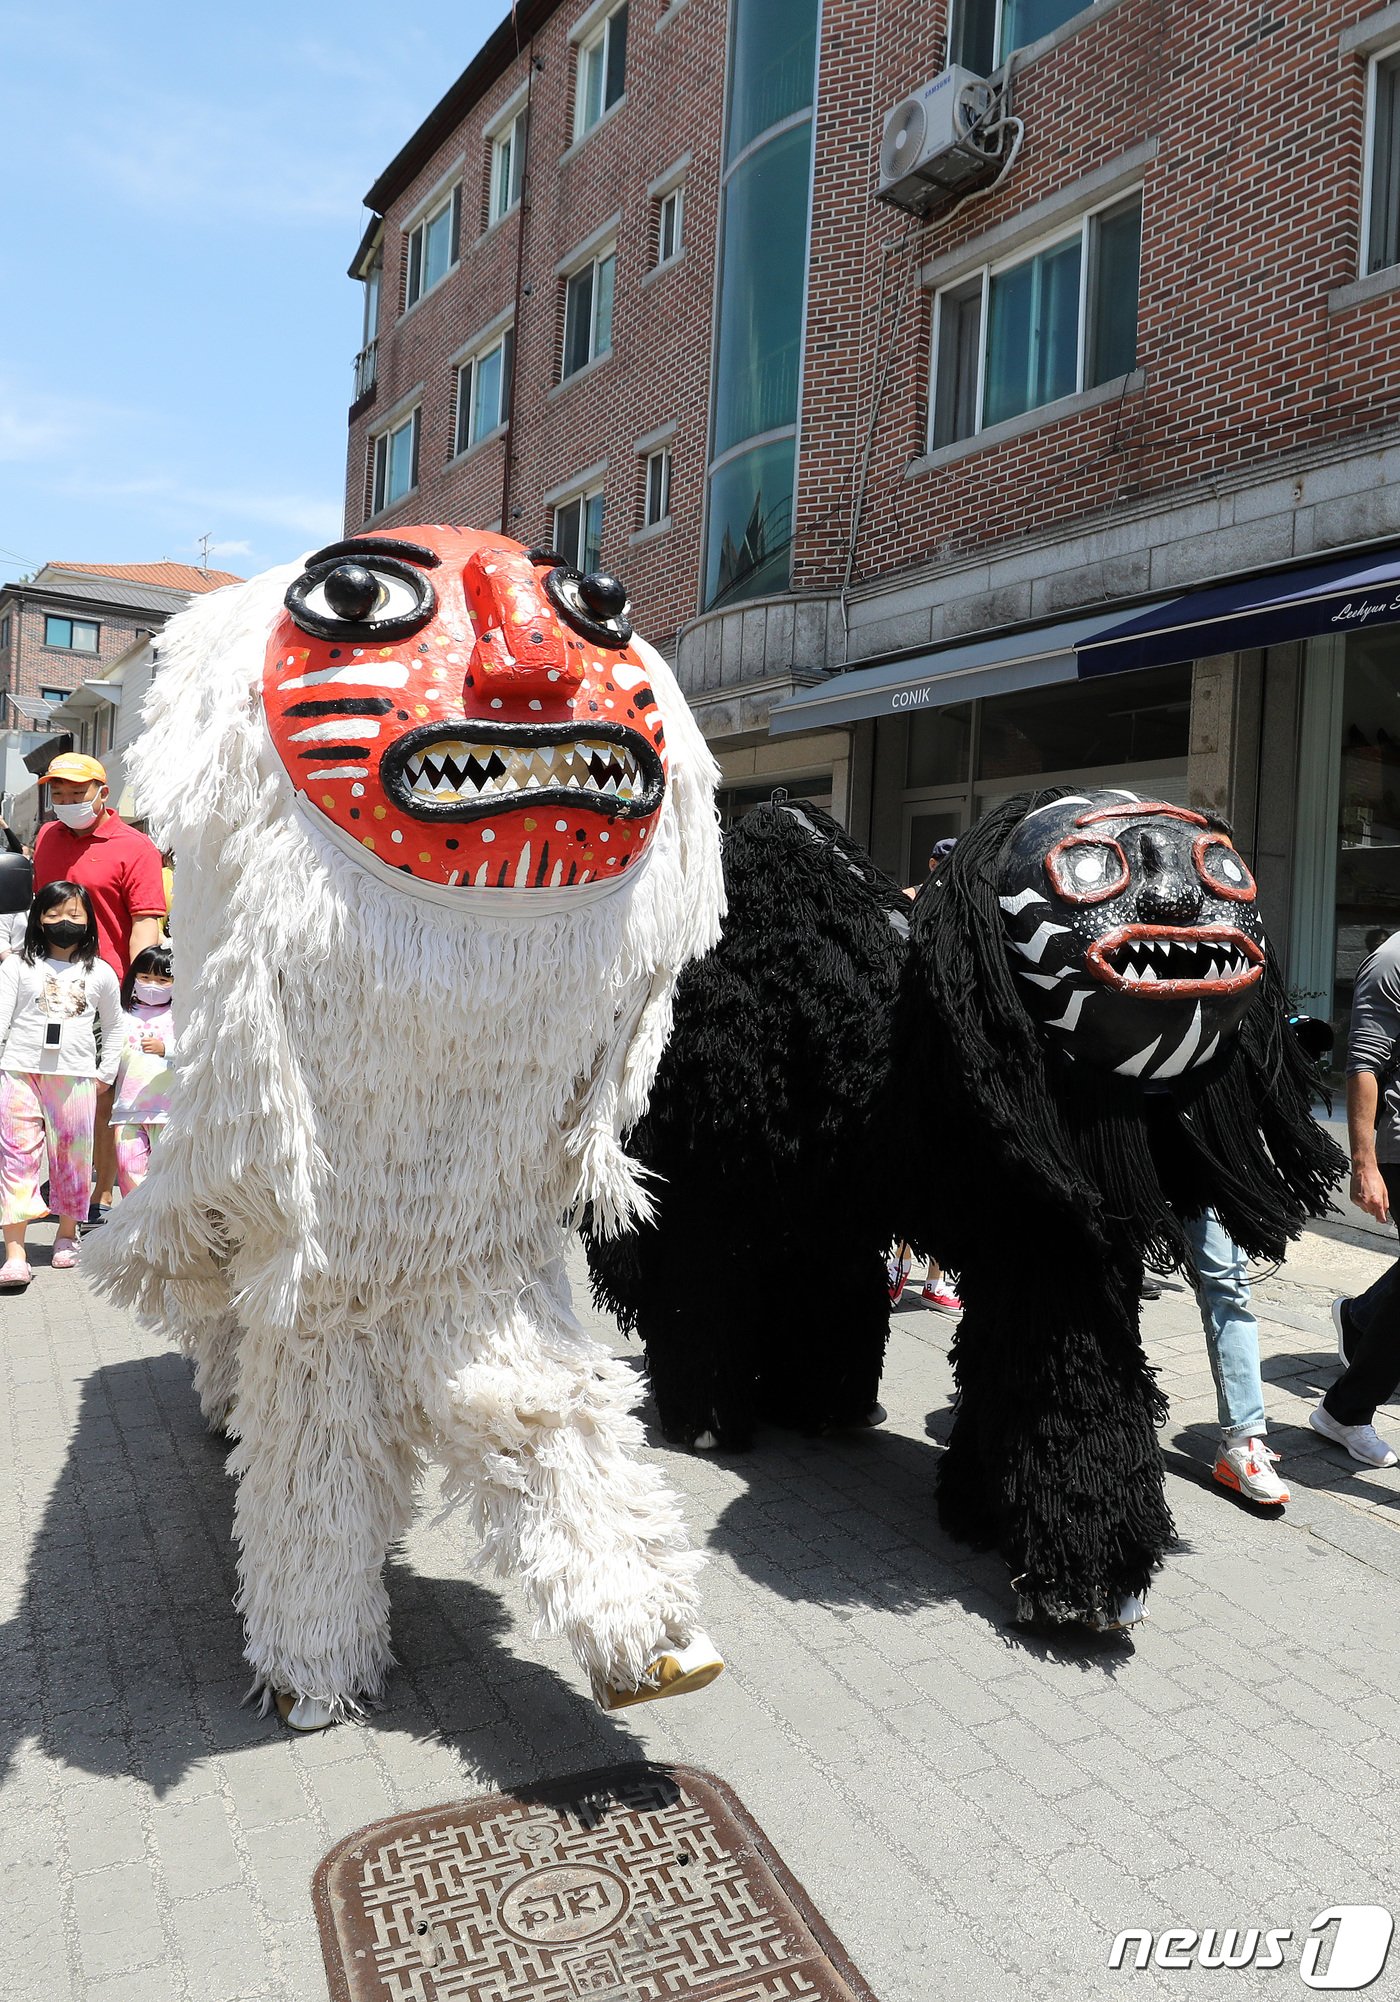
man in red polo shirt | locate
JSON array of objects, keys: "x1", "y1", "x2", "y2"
[{"x1": 33, "y1": 753, "x2": 167, "y2": 1221}]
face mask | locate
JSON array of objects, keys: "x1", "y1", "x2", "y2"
[
  {"x1": 52, "y1": 800, "x2": 100, "y2": 830},
  {"x1": 133, "y1": 979, "x2": 172, "y2": 1006},
  {"x1": 42, "y1": 920, "x2": 87, "y2": 949}
]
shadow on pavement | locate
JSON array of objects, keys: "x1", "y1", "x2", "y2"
[{"x1": 2, "y1": 1351, "x2": 646, "y2": 1796}]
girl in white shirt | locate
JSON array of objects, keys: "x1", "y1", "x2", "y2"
[{"x1": 0, "y1": 881, "x2": 121, "y2": 1288}]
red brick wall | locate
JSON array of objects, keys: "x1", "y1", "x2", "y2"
[
  {"x1": 3, "y1": 600, "x2": 155, "y2": 710},
  {"x1": 345, "y1": 0, "x2": 727, "y2": 657},
  {"x1": 794, "y1": 0, "x2": 1400, "y2": 593}
]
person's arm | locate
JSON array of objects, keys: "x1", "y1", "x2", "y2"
[
  {"x1": 1346, "y1": 954, "x2": 1400, "y2": 1223},
  {"x1": 0, "y1": 955, "x2": 24, "y2": 1064},
  {"x1": 128, "y1": 914, "x2": 163, "y2": 961},
  {"x1": 94, "y1": 967, "x2": 124, "y2": 1088}
]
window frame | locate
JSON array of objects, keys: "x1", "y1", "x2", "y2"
[
  {"x1": 573, "y1": 0, "x2": 628, "y2": 140},
  {"x1": 39, "y1": 683, "x2": 70, "y2": 704},
  {"x1": 553, "y1": 484, "x2": 606, "y2": 574},
  {"x1": 561, "y1": 243, "x2": 617, "y2": 380},
  {"x1": 403, "y1": 182, "x2": 462, "y2": 312},
  {"x1": 928, "y1": 187, "x2": 1142, "y2": 450},
  {"x1": 949, "y1": 0, "x2": 1104, "y2": 71},
  {"x1": 643, "y1": 446, "x2": 672, "y2": 528},
  {"x1": 656, "y1": 183, "x2": 685, "y2": 267},
  {"x1": 453, "y1": 326, "x2": 515, "y2": 457},
  {"x1": 0, "y1": 614, "x2": 10, "y2": 650},
  {"x1": 369, "y1": 405, "x2": 422, "y2": 517},
  {"x1": 1363, "y1": 39, "x2": 1400, "y2": 278},
  {"x1": 43, "y1": 615, "x2": 101, "y2": 653},
  {"x1": 489, "y1": 105, "x2": 529, "y2": 226}
]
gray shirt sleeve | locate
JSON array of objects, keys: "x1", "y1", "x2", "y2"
[{"x1": 1348, "y1": 939, "x2": 1400, "y2": 1163}]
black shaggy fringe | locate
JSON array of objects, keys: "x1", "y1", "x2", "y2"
[
  {"x1": 896, "y1": 790, "x2": 1345, "y2": 1624},
  {"x1": 584, "y1": 801, "x2": 909, "y2": 1448}
]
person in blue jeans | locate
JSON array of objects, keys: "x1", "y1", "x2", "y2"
[{"x1": 1184, "y1": 1209, "x2": 1290, "y2": 1505}]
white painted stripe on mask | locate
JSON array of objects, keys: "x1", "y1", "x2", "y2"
[
  {"x1": 280, "y1": 662, "x2": 410, "y2": 690},
  {"x1": 1013, "y1": 920, "x2": 1071, "y2": 964},
  {"x1": 289, "y1": 719, "x2": 383, "y2": 742},
  {"x1": 1151, "y1": 1003, "x2": 1204, "y2": 1079},
  {"x1": 1000, "y1": 887, "x2": 1048, "y2": 915},
  {"x1": 300, "y1": 765, "x2": 369, "y2": 780},
  {"x1": 1116, "y1": 1035, "x2": 1163, "y2": 1077},
  {"x1": 1046, "y1": 986, "x2": 1089, "y2": 1033}
]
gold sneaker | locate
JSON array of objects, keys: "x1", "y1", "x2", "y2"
[{"x1": 594, "y1": 1633, "x2": 725, "y2": 1712}]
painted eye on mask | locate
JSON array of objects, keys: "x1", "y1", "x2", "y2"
[
  {"x1": 1045, "y1": 837, "x2": 1130, "y2": 904},
  {"x1": 284, "y1": 555, "x2": 436, "y2": 642},
  {"x1": 543, "y1": 565, "x2": 634, "y2": 648},
  {"x1": 1194, "y1": 834, "x2": 1256, "y2": 902}
]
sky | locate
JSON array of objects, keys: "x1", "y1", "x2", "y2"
[{"x1": 0, "y1": 0, "x2": 506, "y2": 587}]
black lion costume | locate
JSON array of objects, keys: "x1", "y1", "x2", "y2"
[
  {"x1": 585, "y1": 799, "x2": 908, "y2": 1449},
  {"x1": 898, "y1": 787, "x2": 1344, "y2": 1629}
]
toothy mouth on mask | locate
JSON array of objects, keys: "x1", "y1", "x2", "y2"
[
  {"x1": 263, "y1": 527, "x2": 672, "y2": 892},
  {"x1": 998, "y1": 790, "x2": 1269, "y2": 1081}
]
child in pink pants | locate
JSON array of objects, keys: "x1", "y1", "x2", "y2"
[
  {"x1": 0, "y1": 881, "x2": 121, "y2": 1286},
  {"x1": 111, "y1": 945, "x2": 174, "y2": 1194}
]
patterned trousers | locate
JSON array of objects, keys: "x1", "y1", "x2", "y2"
[{"x1": 0, "y1": 1071, "x2": 96, "y2": 1226}]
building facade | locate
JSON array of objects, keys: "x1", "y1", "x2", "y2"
[
  {"x1": 0, "y1": 562, "x2": 242, "y2": 829},
  {"x1": 345, "y1": 0, "x2": 1400, "y2": 1040}
]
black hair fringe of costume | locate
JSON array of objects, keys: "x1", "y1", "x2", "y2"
[{"x1": 584, "y1": 801, "x2": 910, "y2": 1448}]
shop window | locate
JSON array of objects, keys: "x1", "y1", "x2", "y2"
[
  {"x1": 1365, "y1": 46, "x2": 1400, "y2": 275},
  {"x1": 1334, "y1": 630, "x2": 1400, "y2": 1019},
  {"x1": 44, "y1": 616, "x2": 100, "y2": 653},
  {"x1": 490, "y1": 107, "x2": 528, "y2": 224},
  {"x1": 454, "y1": 328, "x2": 514, "y2": 455},
  {"x1": 931, "y1": 192, "x2": 1142, "y2": 447},
  {"x1": 575, "y1": 2, "x2": 628, "y2": 139},
  {"x1": 949, "y1": 0, "x2": 1100, "y2": 72},
  {"x1": 905, "y1": 807, "x2": 964, "y2": 889},
  {"x1": 977, "y1": 665, "x2": 1191, "y2": 782},
  {"x1": 404, "y1": 186, "x2": 460, "y2": 309},
  {"x1": 370, "y1": 408, "x2": 420, "y2": 515},
  {"x1": 554, "y1": 487, "x2": 605, "y2": 575},
  {"x1": 906, "y1": 704, "x2": 973, "y2": 789},
  {"x1": 562, "y1": 247, "x2": 616, "y2": 378}
]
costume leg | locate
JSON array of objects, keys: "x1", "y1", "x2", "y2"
[
  {"x1": 228, "y1": 1312, "x2": 422, "y2": 1712},
  {"x1": 1186, "y1": 1209, "x2": 1267, "y2": 1441},
  {"x1": 188, "y1": 1309, "x2": 244, "y2": 1434},
  {"x1": 938, "y1": 1258, "x2": 1173, "y2": 1626},
  {"x1": 427, "y1": 1264, "x2": 704, "y2": 1692},
  {"x1": 756, "y1": 1245, "x2": 888, "y2": 1432}
]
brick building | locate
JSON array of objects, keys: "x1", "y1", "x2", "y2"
[
  {"x1": 0, "y1": 561, "x2": 242, "y2": 821},
  {"x1": 346, "y1": 0, "x2": 1400, "y2": 1038}
]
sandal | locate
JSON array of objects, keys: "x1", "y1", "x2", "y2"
[
  {"x1": 51, "y1": 1241, "x2": 80, "y2": 1271},
  {"x1": 0, "y1": 1257, "x2": 33, "y2": 1290}
]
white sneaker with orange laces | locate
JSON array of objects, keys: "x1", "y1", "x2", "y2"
[{"x1": 1214, "y1": 1437, "x2": 1289, "y2": 1504}]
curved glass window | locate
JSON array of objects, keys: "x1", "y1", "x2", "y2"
[
  {"x1": 711, "y1": 122, "x2": 811, "y2": 461},
  {"x1": 726, "y1": 0, "x2": 818, "y2": 163},
  {"x1": 705, "y1": 436, "x2": 795, "y2": 607}
]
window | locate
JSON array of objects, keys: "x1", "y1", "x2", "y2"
[
  {"x1": 0, "y1": 614, "x2": 9, "y2": 649},
  {"x1": 930, "y1": 192, "x2": 1141, "y2": 448},
  {"x1": 490, "y1": 108, "x2": 528, "y2": 225},
  {"x1": 370, "y1": 408, "x2": 421, "y2": 515},
  {"x1": 950, "y1": 0, "x2": 1096, "y2": 71},
  {"x1": 554, "y1": 488, "x2": 605, "y2": 574},
  {"x1": 44, "y1": 616, "x2": 100, "y2": 653},
  {"x1": 404, "y1": 185, "x2": 461, "y2": 309},
  {"x1": 562, "y1": 247, "x2": 616, "y2": 377},
  {"x1": 454, "y1": 328, "x2": 514, "y2": 455},
  {"x1": 40, "y1": 685, "x2": 69, "y2": 704},
  {"x1": 643, "y1": 447, "x2": 672, "y2": 527},
  {"x1": 656, "y1": 184, "x2": 684, "y2": 266},
  {"x1": 575, "y1": 2, "x2": 628, "y2": 138},
  {"x1": 1366, "y1": 47, "x2": 1400, "y2": 275}
]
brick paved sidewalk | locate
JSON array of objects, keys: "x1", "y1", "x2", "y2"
[{"x1": 1, "y1": 1221, "x2": 1397, "y2": 2002}]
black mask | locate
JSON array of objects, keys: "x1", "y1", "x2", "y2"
[
  {"x1": 997, "y1": 789, "x2": 1265, "y2": 1080},
  {"x1": 42, "y1": 921, "x2": 87, "y2": 949}
]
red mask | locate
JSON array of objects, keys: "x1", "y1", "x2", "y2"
[{"x1": 262, "y1": 526, "x2": 669, "y2": 891}]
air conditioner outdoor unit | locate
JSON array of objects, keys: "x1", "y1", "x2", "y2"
[{"x1": 877, "y1": 69, "x2": 1001, "y2": 214}]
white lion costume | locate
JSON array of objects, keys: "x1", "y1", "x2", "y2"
[{"x1": 88, "y1": 525, "x2": 725, "y2": 1726}]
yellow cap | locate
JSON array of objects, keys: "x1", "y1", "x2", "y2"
[{"x1": 40, "y1": 753, "x2": 107, "y2": 785}]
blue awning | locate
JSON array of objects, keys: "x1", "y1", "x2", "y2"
[
  {"x1": 768, "y1": 602, "x2": 1173, "y2": 736},
  {"x1": 1078, "y1": 544, "x2": 1400, "y2": 676}
]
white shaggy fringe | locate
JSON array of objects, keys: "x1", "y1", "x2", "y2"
[{"x1": 85, "y1": 563, "x2": 724, "y2": 1705}]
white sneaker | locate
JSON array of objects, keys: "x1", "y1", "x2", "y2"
[
  {"x1": 274, "y1": 1691, "x2": 338, "y2": 1732},
  {"x1": 1309, "y1": 1402, "x2": 1399, "y2": 1468},
  {"x1": 594, "y1": 1632, "x2": 725, "y2": 1711},
  {"x1": 1214, "y1": 1437, "x2": 1289, "y2": 1504}
]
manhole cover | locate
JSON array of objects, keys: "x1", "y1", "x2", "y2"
[{"x1": 313, "y1": 1761, "x2": 876, "y2": 2000}]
